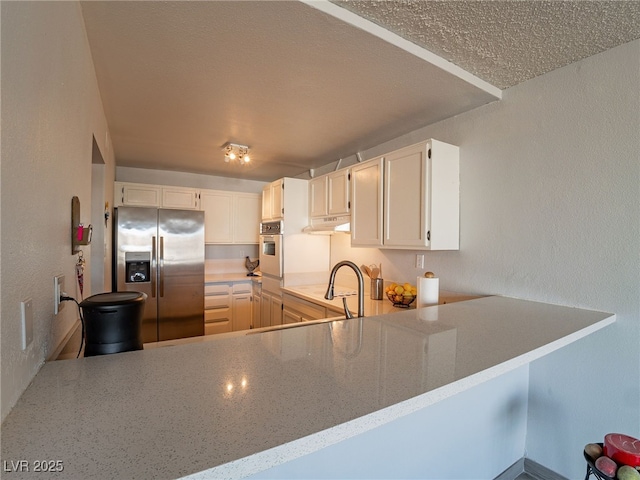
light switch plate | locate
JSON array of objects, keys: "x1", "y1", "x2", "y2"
[
  {"x1": 415, "y1": 254, "x2": 425, "y2": 269},
  {"x1": 21, "y1": 298, "x2": 33, "y2": 350},
  {"x1": 54, "y1": 274, "x2": 65, "y2": 315}
]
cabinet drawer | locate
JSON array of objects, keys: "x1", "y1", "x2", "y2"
[
  {"x1": 205, "y1": 294, "x2": 230, "y2": 309},
  {"x1": 232, "y1": 282, "x2": 252, "y2": 294},
  {"x1": 204, "y1": 310, "x2": 231, "y2": 336},
  {"x1": 205, "y1": 308, "x2": 230, "y2": 323},
  {"x1": 205, "y1": 283, "x2": 231, "y2": 296}
]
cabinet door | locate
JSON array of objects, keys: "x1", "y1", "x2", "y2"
[
  {"x1": 232, "y1": 294, "x2": 252, "y2": 331},
  {"x1": 119, "y1": 183, "x2": 161, "y2": 207},
  {"x1": 282, "y1": 308, "x2": 301, "y2": 325},
  {"x1": 384, "y1": 143, "x2": 428, "y2": 247},
  {"x1": 350, "y1": 158, "x2": 384, "y2": 247},
  {"x1": 309, "y1": 176, "x2": 328, "y2": 218},
  {"x1": 270, "y1": 295, "x2": 282, "y2": 326},
  {"x1": 200, "y1": 190, "x2": 233, "y2": 243},
  {"x1": 262, "y1": 184, "x2": 272, "y2": 221},
  {"x1": 233, "y1": 193, "x2": 260, "y2": 243},
  {"x1": 270, "y1": 180, "x2": 284, "y2": 220},
  {"x1": 260, "y1": 292, "x2": 272, "y2": 328},
  {"x1": 262, "y1": 179, "x2": 285, "y2": 220},
  {"x1": 328, "y1": 169, "x2": 350, "y2": 215},
  {"x1": 162, "y1": 187, "x2": 198, "y2": 209},
  {"x1": 252, "y1": 294, "x2": 261, "y2": 329}
]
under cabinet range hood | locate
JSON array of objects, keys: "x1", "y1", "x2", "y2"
[{"x1": 303, "y1": 215, "x2": 351, "y2": 234}]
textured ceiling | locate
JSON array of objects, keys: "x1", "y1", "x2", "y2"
[
  {"x1": 80, "y1": 1, "x2": 640, "y2": 182},
  {"x1": 333, "y1": 0, "x2": 640, "y2": 89}
]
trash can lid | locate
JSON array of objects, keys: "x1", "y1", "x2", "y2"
[{"x1": 80, "y1": 292, "x2": 147, "y2": 308}]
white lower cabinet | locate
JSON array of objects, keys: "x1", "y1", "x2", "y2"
[
  {"x1": 261, "y1": 290, "x2": 283, "y2": 327},
  {"x1": 232, "y1": 294, "x2": 252, "y2": 331},
  {"x1": 271, "y1": 294, "x2": 283, "y2": 327},
  {"x1": 204, "y1": 281, "x2": 254, "y2": 335},
  {"x1": 260, "y1": 293, "x2": 271, "y2": 328},
  {"x1": 282, "y1": 293, "x2": 328, "y2": 323},
  {"x1": 204, "y1": 283, "x2": 232, "y2": 335},
  {"x1": 252, "y1": 282, "x2": 262, "y2": 329}
]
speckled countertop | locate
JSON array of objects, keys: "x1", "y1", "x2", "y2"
[
  {"x1": 281, "y1": 284, "x2": 482, "y2": 317},
  {"x1": 0, "y1": 297, "x2": 614, "y2": 479},
  {"x1": 205, "y1": 272, "x2": 261, "y2": 283}
]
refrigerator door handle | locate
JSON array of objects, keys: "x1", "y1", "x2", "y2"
[
  {"x1": 159, "y1": 236, "x2": 165, "y2": 297},
  {"x1": 151, "y1": 236, "x2": 157, "y2": 298}
]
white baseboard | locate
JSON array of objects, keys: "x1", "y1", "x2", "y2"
[{"x1": 48, "y1": 319, "x2": 82, "y2": 361}]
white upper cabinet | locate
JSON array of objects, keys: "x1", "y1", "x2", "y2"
[
  {"x1": 262, "y1": 179, "x2": 284, "y2": 221},
  {"x1": 327, "y1": 169, "x2": 350, "y2": 216},
  {"x1": 233, "y1": 193, "x2": 260, "y2": 244},
  {"x1": 115, "y1": 182, "x2": 161, "y2": 207},
  {"x1": 350, "y1": 158, "x2": 384, "y2": 247},
  {"x1": 309, "y1": 176, "x2": 328, "y2": 217},
  {"x1": 161, "y1": 186, "x2": 199, "y2": 209},
  {"x1": 200, "y1": 189, "x2": 260, "y2": 244},
  {"x1": 309, "y1": 169, "x2": 350, "y2": 218},
  {"x1": 351, "y1": 139, "x2": 459, "y2": 250},
  {"x1": 261, "y1": 178, "x2": 309, "y2": 231},
  {"x1": 200, "y1": 190, "x2": 234, "y2": 243},
  {"x1": 114, "y1": 182, "x2": 198, "y2": 209}
]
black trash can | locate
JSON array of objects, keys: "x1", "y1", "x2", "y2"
[{"x1": 80, "y1": 292, "x2": 147, "y2": 357}]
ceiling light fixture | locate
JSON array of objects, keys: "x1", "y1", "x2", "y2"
[{"x1": 223, "y1": 143, "x2": 251, "y2": 164}]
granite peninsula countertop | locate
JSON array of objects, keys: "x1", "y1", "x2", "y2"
[{"x1": 0, "y1": 296, "x2": 614, "y2": 479}]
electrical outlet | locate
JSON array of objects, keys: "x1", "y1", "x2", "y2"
[
  {"x1": 21, "y1": 298, "x2": 33, "y2": 350},
  {"x1": 54, "y1": 274, "x2": 65, "y2": 315},
  {"x1": 415, "y1": 254, "x2": 424, "y2": 269}
]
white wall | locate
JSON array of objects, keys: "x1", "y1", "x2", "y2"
[
  {"x1": 329, "y1": 40, "x2": 639, "y2": 478},
  {"x1": 1, "y1": 2, "x2": 115, "y2": 421}
]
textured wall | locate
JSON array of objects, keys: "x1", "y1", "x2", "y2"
[
  {"x1": 330, "y1": 40, "x2": 639, "y2": 477},
  {"x1": 1, "y1": 2, "x2": 115, "y2": 420}
]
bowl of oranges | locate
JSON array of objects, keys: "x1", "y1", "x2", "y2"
[{"x1": 385, "y1": 282, "x2": 417, "y2": 307}]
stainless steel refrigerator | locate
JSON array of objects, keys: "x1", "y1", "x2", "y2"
[{"x1": 112, "y1": 207, "x2": 205, "y2": 343}]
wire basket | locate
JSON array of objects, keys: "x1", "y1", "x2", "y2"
[{"x1": 386, "y1": 291, "x2": 416, "y2": 308}]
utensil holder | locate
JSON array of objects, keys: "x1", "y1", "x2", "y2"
[{"x1": 371, "y1": 278, "x2": 384, "y2": 300}]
